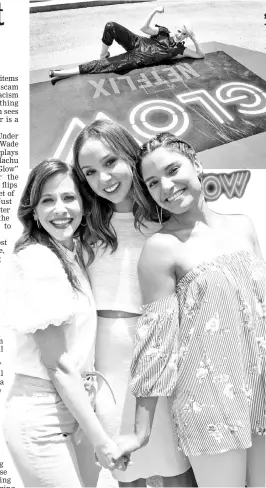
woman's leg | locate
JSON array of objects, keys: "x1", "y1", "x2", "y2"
[
  {"x1": 119, "y1": 479, "x2": 146, "y2": 487},
  {"x1": 49, "y1": 67, "x2": 80, "y2": 84},
  {"x1": 50, "y1": 51, "x2": 136, "y2": 85},
  {"x1": 3, "y1": 380, "x2": 83, "y2": 487},
  {"x1": 101, "y1": 21, "x2": 140, "y2": 56},
  {"x1": 246, "y1": 434, "x2": 265, "y2": 487},
  {"x1": 162, "y1": 467, "x2": 197, "y2": 487},
  {"x1": 189, "y1": 449, "x2": 247, "y2": 487}
]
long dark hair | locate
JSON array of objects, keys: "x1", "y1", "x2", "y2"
[
  {"x1": 73, "y1": 119, "x2": 140, "y2": 255},
  {"x1": 133, "y1": 132, "x2": 199, "y2": 229},
  {"x1": 15, "y1": 159, "x2": 93, "y2": 290}
]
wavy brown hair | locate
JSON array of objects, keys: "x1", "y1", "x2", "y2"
[
  {"x1": 15, "y1": 159, "x2": 93, "y2": 290},
  {"x1": 133, "y1": 132, "x2": 199, "y2": 229},
  {"x1": 73, "y1": 119, "x2": 140, "y2": 256}
]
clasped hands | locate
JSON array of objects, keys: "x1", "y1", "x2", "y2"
[{"x1": 94, "y1": 434, "x2": 142, "y2": 472}]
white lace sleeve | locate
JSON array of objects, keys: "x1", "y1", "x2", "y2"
[{"x1": 1, "y1": 244, "x2": 75, "y2": 333}]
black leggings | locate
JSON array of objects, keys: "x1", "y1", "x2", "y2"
[
  {"x1": 79, "y1": 22, "x2": 140, "y2": 75},
  {"x1": 101, "y1": 21, "x2": 141, "y2": 51},
  {"x1": 79, "y1": 22, "x2": 185, "y2": 75}
]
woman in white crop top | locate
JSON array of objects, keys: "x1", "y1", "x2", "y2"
[
  {"x1": 1, "y1": 159, "x2": 127, "y2": 487},
  {"x1": 73, "y1": 120, "x2": 194, "y2": 487}
]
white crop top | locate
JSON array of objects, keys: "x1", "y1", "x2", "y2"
[
  {"x1": 1, "y1": 243, "x2": 97, "y2": 380},
  {"x1": 88, "y1": 212, "x2": 161, "y2": 313}
]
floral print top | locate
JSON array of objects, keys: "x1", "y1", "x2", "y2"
[{"x1": 131, "y1": 250, "x2": 266, "y2": 456}]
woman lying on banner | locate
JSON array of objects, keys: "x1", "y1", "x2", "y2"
[
  {"x1": 49, "y1": 6, "x2": 204, "y2": 85},
  {"x1": 1, "y1": 159, "x2": 128, "y2": 487}
]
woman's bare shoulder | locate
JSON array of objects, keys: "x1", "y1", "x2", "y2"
[
  {"x1": 223, "y1": 212, "x2": 254, "y2": 232},
  {"x1": 138, "y1": 232, "x2": 180, "y2": 273}
]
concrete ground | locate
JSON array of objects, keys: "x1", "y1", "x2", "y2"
[{"x1": 30, "y1": 0, "x2": 266, "y2": 73}]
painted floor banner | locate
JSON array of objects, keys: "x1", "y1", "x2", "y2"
[{"x1": 30, "y1": 51, "x2": 266, "y2": 166}]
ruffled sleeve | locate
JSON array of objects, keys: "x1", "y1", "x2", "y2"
[
  {"x1": 131, "y1": 293, "x2": 179, "y2": 397},
  {"x1": 1, "y1": 244, "x2": 75, "y2": 334}
]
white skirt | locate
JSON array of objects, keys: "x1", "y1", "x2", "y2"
[{"x1": 95, "y1": 316, "x2": 190, "y2": 482}]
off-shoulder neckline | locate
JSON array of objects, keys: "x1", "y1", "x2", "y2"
[
  {"x1": 176, "y1": 249, "x2": 262, "y2": 288},
  {"x1": 141, "y1": 250, "x2": 264, "y2": 313}
]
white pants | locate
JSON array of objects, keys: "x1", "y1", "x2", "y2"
[{"x1": 3, "y1": 374, "x2": 84, "y2": 488}]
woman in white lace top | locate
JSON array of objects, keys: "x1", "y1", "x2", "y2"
[{"x1": 1, "y1": 159, "x2": 126, "y2": 487}]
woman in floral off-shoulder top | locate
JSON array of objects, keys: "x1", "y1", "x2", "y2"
[{"x1": 115, "y1": 132, "x2": 266, "y2": 487}]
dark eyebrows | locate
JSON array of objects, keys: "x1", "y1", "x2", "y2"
[
  {"x1": 144, "y1": 161, "x2": 180, "y2": 183},
  {"x1": 40, "y1": 193, "x2": 53, "y2": 197},
  {"x1": 144, "y1": 175, "x2": 156, "y2": 184},
  {"x1": 80, "y1": 165, "x2": 92, "y2": 172},
  {"x1": 80, "y1": 153, "x2": 115, "y2": 171},
  {"x1": 165, "y1": 162, "x2": 180, "y2": 170},
  {"x1": 41, "y1": 191, "x2": 76, "y2": 198}
]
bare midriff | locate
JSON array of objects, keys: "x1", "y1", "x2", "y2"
[{"x1": 97, "y1": 310, "x2": 140, "y2": 318}]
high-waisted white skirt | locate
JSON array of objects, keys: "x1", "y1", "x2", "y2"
[{"x1": 95, "y1": 316, "x2": 190, "y2": 482}]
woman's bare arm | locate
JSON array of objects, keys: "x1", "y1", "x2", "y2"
[
  {"x1": 140, "y1": 6, "x2": 164, "y2": 36},
  {"x1": 176, "y1": 31, "x2": 205, "y2": 59},
  {"x1": 34, "y1": 324, "x2": 123, "y2": 469}
]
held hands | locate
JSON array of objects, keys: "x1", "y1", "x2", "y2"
[
  {"x1": 94, "y1": 439, "x2": 131, "y2": 471},
  {"x1": 94, "y1": 434, "x2": 143, "y2": 472},
  {"x1": 115, "y1": 434, "x2": 143, "y2": 457}
]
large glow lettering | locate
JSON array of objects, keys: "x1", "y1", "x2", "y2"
[
  {"x1": 177, "y1": 89, "x2": 233, "y2": 123},
  {"x1": 141, "y1": 106, "x2": 178, "y2": 132},
  {"x1": 203, "y1": 171, "x2": 250, "y2": 201},
  {"x1": 130, "y1": 100, "x2": 189, "y2": 139},
  {"x1": 216, "y1": 82, "x2": 266, "y2": 115},
  {"x1": 202, "y1": 174, "x2": 222, "y2": 201},
  {"x1": 219, "y1": 171, "x2": 251, "y2": 198}
]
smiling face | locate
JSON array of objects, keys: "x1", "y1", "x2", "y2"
[
  {"x1": 174, "y1": 25, "x2": 188, "y2": 43},
  {"x1": 35, "y1": 172, "x2": 83, "y2": 250},
  {"x1": 78, "y1": 138, "x2": 133, "y2": 212},
  {"x1": 141, "y1": 146, "x2": 202, "y2": 215}
]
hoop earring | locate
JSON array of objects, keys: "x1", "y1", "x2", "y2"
[
  {"x1": 80, "y1": 216, "x2": 87, "y2": 227},
  {"x1": 156, "y1": 205, "x2": 163, "y2": 225}
]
